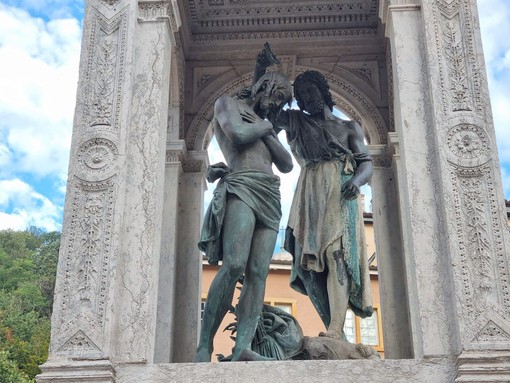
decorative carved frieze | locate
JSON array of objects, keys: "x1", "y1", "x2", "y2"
[
  {"x1": 176, "y1": 41, "x2": 185, "y2": 140},
  {"x1": 386, "y1": 43, "x2": 395, "y2": 132},
  {"x1": 191, "y1": 28, "x2": 379, "y2": 43},
  {"x1": 474, "y1": 321, "x2": 510, "y2": 344},
  {"x1": 337, "y1": 61, "x2": 380, "y2": 93},
  {"x1": 138, "y1": 1, "x2": 170, "y2": 21},
  {"x1": 372, "y1": 154, "x2": 393, "y2": 168},
  {"x1": 91, "y1": 35, "x2": 116, "y2": 125},
  {"x1": 432, "y1": 0, "x2": 482, "y2": 114},
  {"x1": 99, "y1": 0, "x2": 121, "y2": 8},
  {"x1": 449, "y1": 159, "x2": 510, "y2": 343},
  {"x1": 166, "y1": 150, "x2": 184, "y2": 163},
  {"x1": 436, "y1": 0, "x2": 461, "y2": 17},
  {"x1": 459, "y1": 176, "x2": 494, "y2": 291},
  {"x1": 196, "y1": 1, "x2": 376, "y2": 21},
  {"x1": 442, "y1": 18, "x2": 471, "y2": 111},
  {"x1": 57, "y1": 176, "x2": 117, "y2": 352},
  {"x1": 83, "y1": 7, "x2": 128, "y2": 133},
  {"x1": 182, "y1": 160, "x2": 206, "y2": 173},
  {"x1": 57, "y1": 330, "x2": 101, "y2": 354}
]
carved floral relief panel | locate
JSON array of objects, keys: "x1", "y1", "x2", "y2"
[
  {"x1": 55, "y1": 176, "x2": 117, "y2": 354},
  {"x1": 433, "y1": 0, "x2": 482, "y2": 114},
  {"x1": 82, "y1": 6, "x2": 128, "y2": 133},
  {"x1": 446, "y1": 123, "x2": 510, "y2": 347}
]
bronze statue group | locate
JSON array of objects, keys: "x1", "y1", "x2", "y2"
[{"x1": 194, "y1": 44, "x2": 378, "y2": 363}]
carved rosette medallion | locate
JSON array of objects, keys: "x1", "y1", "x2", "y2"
[
  {"x1": 77, "y1": 138, "x2": 118, "y2": 176},
  {"x1": 446, "y1": 124, "x2": 489, "y2": 166}
]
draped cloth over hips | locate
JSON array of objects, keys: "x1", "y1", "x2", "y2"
[
  {"x1": 283, "y1": 110, "x2": 373, "y2": 318},
  {"x1": 199, "y1": 167, "x2": 282, "y2": 265}
]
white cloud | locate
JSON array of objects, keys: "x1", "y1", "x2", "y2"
[
  {"x1": 0, "y1": 4, "x2": 80, "y2": 182},
  {"x1": 0, "y1": 179, "x2": 62, "y2": 231},
  {"x1": 1, "y1": 0, "x2": 84, "y2": 20}
]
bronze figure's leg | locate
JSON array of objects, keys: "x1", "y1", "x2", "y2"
[
  {"x1": 323, "y1": 245, "x2": 350, "y2": 340},
  {"x1": 232, "y1": 224, "x2": 277, "y2": 361},
  {"x1": 194, "y1": 195, "x2": 256, "y2": 362}
]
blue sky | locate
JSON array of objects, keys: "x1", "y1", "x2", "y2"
[{"x1": 0, "y1": 0, "x2": 509, "y2": 232}]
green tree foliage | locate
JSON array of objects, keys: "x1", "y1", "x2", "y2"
[
  {"x1": 0, "y1": 351, "x2": 31, "y2": 383},
  {"x1": 0, "y1": 228, "x2": 60, "y2": 382}
]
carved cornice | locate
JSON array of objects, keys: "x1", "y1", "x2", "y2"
[
  {"x1": 181, "y1": 0, "x2": 380, "y2": 47},
  {"x1": 191, "y1": 28, "x2": 379, "y2": 44}
]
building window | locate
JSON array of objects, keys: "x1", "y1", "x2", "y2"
[
  {"x1": 360, "y1": 314, "x2": 379, "y2": 346},
  {"x1": 264, "y1": 298, "x2": 297, "y2": 316},
  {"x1": 344, "y1": 309, "x2": 356, "y2": 343},
  {"x1": 343, "y1": 306, "x2": 383, "y2": 351},
  {"x1": 273, "y1": 303, "x2": 292, "y2": 314},
  {"x1": 201, "y1": 299, "x2": 206, "y2": 320}
]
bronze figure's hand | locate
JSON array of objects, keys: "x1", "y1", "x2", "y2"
[
  {"x1": 256, "y1": 42, "x2": 280, "y2": 68},
  {"x1": 341, "y1": 180, "x2": 360, "y2": 200}
]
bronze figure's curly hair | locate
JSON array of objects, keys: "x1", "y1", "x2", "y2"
[{"x1": 293, "y1": 70, "x2": 335, "y2": 112}]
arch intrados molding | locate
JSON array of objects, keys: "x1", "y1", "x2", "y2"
[{"x1": 186, "y1": 66, "x2": 388, "y2": 151}]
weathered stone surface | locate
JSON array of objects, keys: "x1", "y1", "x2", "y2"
[{"x1": 115, "y1": 359, "x2": 456, "y2": 383}]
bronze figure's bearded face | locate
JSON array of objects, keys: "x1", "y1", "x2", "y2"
[{"x1": 294, "y1": 70, "x2": 335, "y2": 116}]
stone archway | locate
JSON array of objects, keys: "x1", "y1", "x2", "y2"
[
  {"x1": 38, "y1": 1, "x2": 510, "y2": 382},
  {"x1": 171, "y1": 58, "x2": 411, "y2": 362}
]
